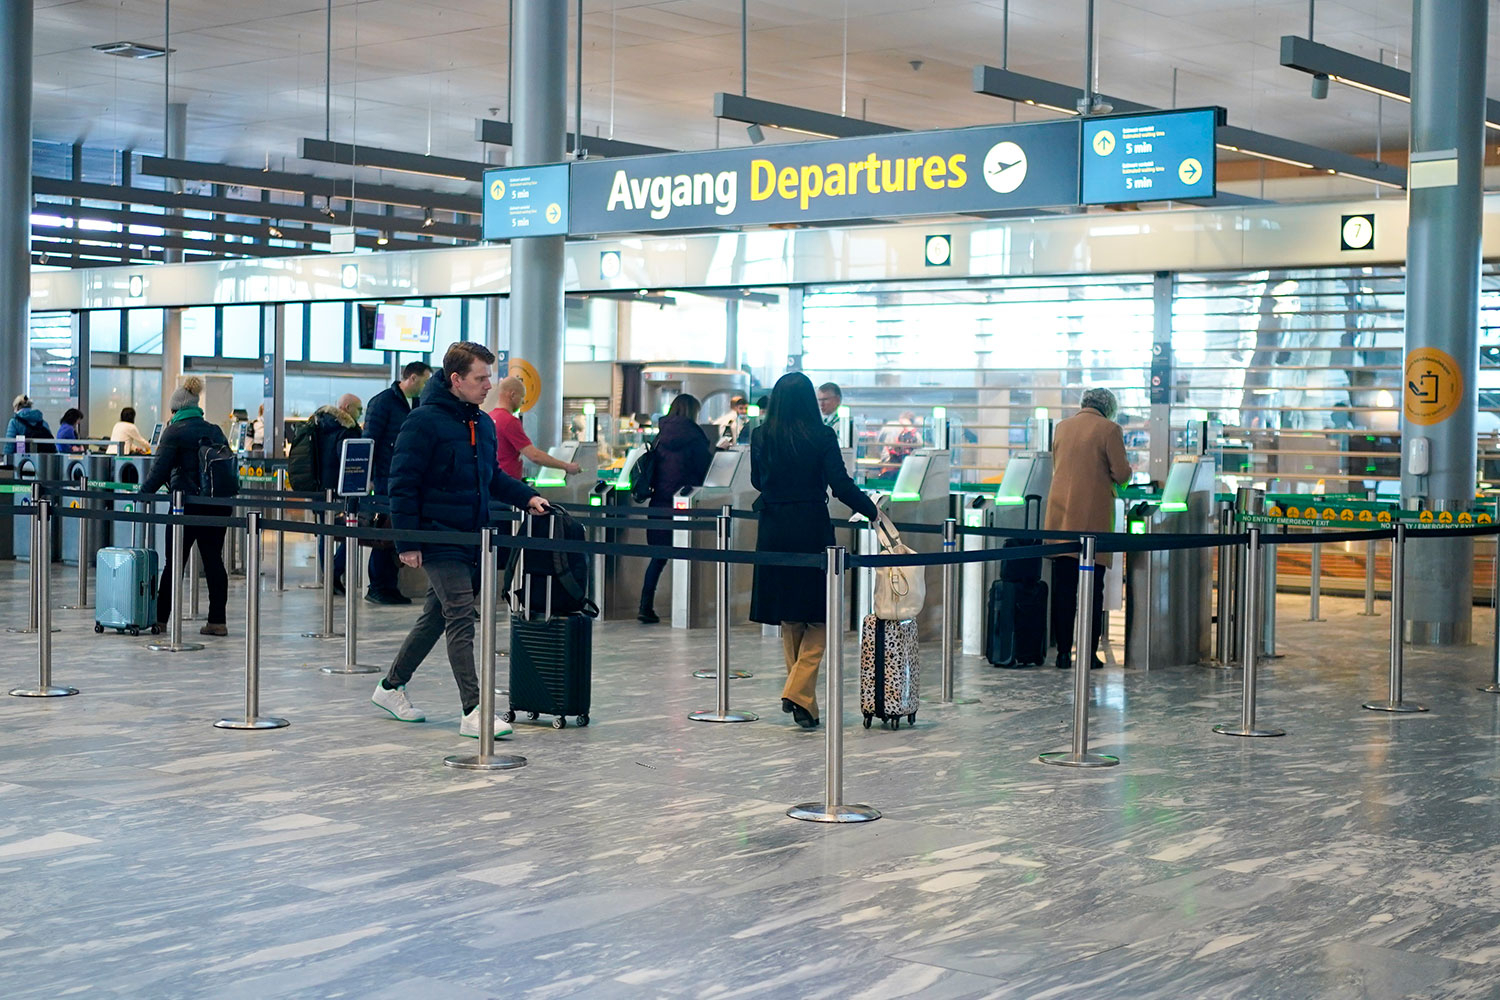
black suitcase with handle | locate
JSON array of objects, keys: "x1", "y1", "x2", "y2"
[
  {"x1": 504, "y1": 509, "x2": 593, "y2": 729},
  {"x1": 986, "y1": 494, "x2": 1048, "y2": 667}
]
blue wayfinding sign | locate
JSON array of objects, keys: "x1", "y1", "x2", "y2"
[
  {"x1": 1080, "y1": 107, "x2": 1221, "y2": 205},
  {"x1": 483, "y1": 164, "x2": 570, "y2": 240},
  {"x1": 568, "y1": 120, "x2": 1082, "y2": 235}
]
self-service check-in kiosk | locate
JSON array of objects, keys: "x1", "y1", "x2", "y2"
[
  {"x1": 59, "y1": 453, "x2": 113, "y2": 567},
  {"x1": 531, "y1": 440, "x2": 600, "y2": 508},
  {"x1": 10, "y1": 452, "x2": 62, "y2": 562},
  {"x1": 594, "y1": 446, "x2": 654, "y2": 621},
  {"x1": 856, "y1": 448, "x2": 950, "y2": 635},
  {"x1": 671, "y1": 446, "x2": 758, "y2": 629},
  {"x1": 1125, "y1": 454, "x2": 1216, "y2": 669},
  {"x1": 960, "y1": 450, "x2": 1053, "y2": 654}
]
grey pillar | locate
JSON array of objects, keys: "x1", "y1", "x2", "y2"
[
  {"x1": 163, "y1": 103, "x2": 187, "y2": 264},
  {"x1": 0, "y1": 1, "x2": 33, "y2": 400},
  {"x1": 1149, "y1": 272, "x2": 1172, "y2": 484},
  {"x1": 160, "y1": 309, "x2": 184, "y2": 423},
  {"x1": 1401, "y1": 0, "x2": 1487, "y2": 645},
  {"x1": 725, "y1": 298, "x2": 739, "y2": 370},
  {"x1": 262, "y1": 304, "x2": 286, "y2": 459},
  {"x1": 507, "y1": 0, "x2": 568, "y2": 450}
]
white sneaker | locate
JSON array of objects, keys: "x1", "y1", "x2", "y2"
[
  {"x1": 460, "y1": 708, "x2": 513, "y2": 739},
  {"x1": 371, "y1": 682, "x2": 426, "y2": 722}
]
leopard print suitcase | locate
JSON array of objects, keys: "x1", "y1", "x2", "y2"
[{"x1": 860, "y1": 614, "x2": 920, "y2": 729}]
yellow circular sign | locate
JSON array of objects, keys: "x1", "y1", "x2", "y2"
[
  {"x1": 1377, "y1": 510, "x2": 1392, "y2": 522},
  {"x1": 489, "y1": 178, "x2": 506, "y2": 201},
  {"x1": 1092, "y1": 130, "x2": 1116, "y2": 156},
  {"x1": 1285, "y1": 506, "x2": 1299, "y2": 519},
  {"x1": 1321, "y1": 508, "x2": 1337, "y2": 521},
  {"x1": 1405, "y1": 346, "x2": 1463, "y2": 426},
  {"x1": 1342, "y1": 215, "x2": 1374, "y2": 250},
  {"x1": 1419, "y1": 510, "x2": 1435, "y2": 522},
  {"x1": 1178, "y1": 158, "x2": 1203, "y2": 185},
  {"x1": 1268, "y1": 505, "x2": 1284, "y2": 518},
  {"x1": 1439, "y1": 511, "x2": 1454, "y2": 523},
  {"x1": 545, "y1": 202, "x2": 562, "y2": 224},
  {"x1": 1359, "y1": 509, "x2": 1373, "y2": 522},
  {"x1": 509, "y1": 357, "x2": 542, "y2": 415},
  {"x1": 1459, "y1": 512, "x2": 1474, "y2": 524},
  {"x1": 1340, "y1": 508, "x2": 1355, "y2": 521},
  {"x1": 1481, "y1": 513, "x2": 1493, "y2": 524}
]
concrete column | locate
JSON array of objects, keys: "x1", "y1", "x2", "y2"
[
  {"x1": 1149, "y1": 272, "x2": 1173, "y2": 484},
  {"x1": 507, "y1": 0, "x2": 568, "y2": 449},
  {"x1": 160, "y1": 309, "x2": 183, "y2": 421},
  {"x1": 0, "y1": 1, "x2": 33, "y2": 400},
  {"x1": 1401, "y1": 0, "x2": 1487, "y2": 645},
  {"x1": 163, "y1": 103, "x2": 187, "y2": 264},
  {"x1": 262, "y1": 304, "x2": 286, "y2": 460},
  {"x1": 725, "y1": 298, "x2": 739, "y2": 370}
]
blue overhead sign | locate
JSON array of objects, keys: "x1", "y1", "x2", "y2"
[
  {"x1": 567, "y1": 120, "x2": 1082, "y2": 235},
  {"x1": 1080, "y1": 107, "x2": 1220, "y2": 205},
  {"x1": 482, "y1": 165, "x2": 570, "y2": 240}
]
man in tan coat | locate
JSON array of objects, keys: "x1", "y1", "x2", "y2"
[{"x1": 1046, "y1": 387, "x2": 1131, "y2": 670}]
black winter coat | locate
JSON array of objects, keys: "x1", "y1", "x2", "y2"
[
  {"x1": 646, "y1": 414, "x2": 713, "y2": 547},
  {"x1": 309, "y1": 406, "x2": 361, "y2": 492},
  {"x1": 140, "y1": 413, "x2": 231, "y2": 512},
  {"x1": 389, "y1": 376, "x2": 538, "y2": 563},
  {"x1": 364, "y1": 382, "x2": 415, "y2": 491}
]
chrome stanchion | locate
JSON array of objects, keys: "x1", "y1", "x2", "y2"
[
  {"x1": 1260, "y1": 524, "x2": 1279, "y2": 658},
  {"x1": 10, "y1": 497, "x2": 77, "y2": 698},
  {"x1": 446, "y1": 527, "x2": 527, "y2": 771},
  {"x1": 1360, "y1": 489, "x2": 1378, "y2": 616},
  {"x1": 1214, "y1": 503, "x2": 1236, "y2": 667},
  {"x1": 1482, "y1": 519, "x2": 1500, "y2": 695},
  {"x1": 273, "y1": 470, "x2": 287, "y2": 592},
  {"x1": 1364, "y1": 522, "x2": 1428, "y2": 713},
  {"x1": 1041, "y1": 536, "x2": 1119, "y2": 767},
  {"x1": 148, "y1": 490, "x2": 205, "y2": 652},
  {"x1": 1215, "y1": 527, "x2": 1284, "y2": 737},
  {"x1": 1306, "y1": 526, "x2": 1324, "y2": 622},
  {"x1": 216, "y1": 512, "x2": 288, "y2": 730},
  {"x1": 936, "y1": 517, "x2": 977, "y2": 705},
  {"x1": 61, "y1": 503, "x2": 90, "y2": 610},
  {"x1": 187, "y1": 547, "x2": 202, "y2": 621},
  {"x1": 302, "y1": 490, "x2": 341, "y2": 639},
  {"x1": 789, "y1": 546, "x2": 880, "y2": 823},
  {"x1": 297, "y1": 487, "x2": 329, "y2": 590},
  {"x1": 322, "y1": 503, "x2": 378, "y2": 674},
  {"x1": 690, "y1": 506, "x2": 758, "y2": 723},
  {"x1": 8, "y1": 485, "x2": 46, "y2": 634}
]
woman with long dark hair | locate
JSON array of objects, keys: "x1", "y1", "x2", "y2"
[
  {"x1": 750, "y1": 372, "x2": 878, "y2": 728},
  {"x1": 638, "y1": 393, "x2": 712, "y2": 623},
  {"x1": 55, "y1": 408, "x2": 84, "y2": 453}
]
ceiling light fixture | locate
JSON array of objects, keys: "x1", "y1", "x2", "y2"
[
  {"x1": 1310, "y1": 73, "x2": 1330, "y2": 100},
  {"x1": 746, "y1": 123, "x2": 765, "y2": 144},
  {"x1": 267, "y1": 224, "x2": 283, "y2": 238},
  {"x1": 376, "y1": 232, "x2": 390, "y2": 246},
  {"x1": 92, "y1": 41, "x2": 170, "y2": 59},
  {"x1": 421, "y1": 210, "x2": 436, "y2": 229}
]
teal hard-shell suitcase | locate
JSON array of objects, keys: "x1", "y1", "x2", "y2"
[{"x1": 94, "y1": 547, "x2": 161, "y2": 636}]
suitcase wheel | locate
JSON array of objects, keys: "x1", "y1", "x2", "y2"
[
  {"x1": 502, "y1": 710, "x2": 516, "y2": 724},
  {"x1": 127, "y1": 626, "x2": 140, "y2": 636},
  {"x1": 150, "y1": 624, "x2": 163, "y2": 635},
  {"x1": 527, "y1": 712, "x2": 540, "y2": 722},
  {"x1": 552, "y1": 716, "x2": 567, "y2": 730},
  {"x1": 890, "y1": 717, "x2": 900, "y2": 731},
  {"x1": 93, "y1": 623, "x2": 103, "y2": 634},
  {"x1": 862, "y1": 714, "x2": 872, "y2": 729},
  {"x1": 577, "y1": 714, "x2": 589, "y2": 727},
  {"x1": 907, "y1": 713, "x2": 916, "y2": 725}
]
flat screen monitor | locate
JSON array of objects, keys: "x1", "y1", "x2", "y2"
[
  {"x1": 149, "y1": 423, "x2": 163, "y2": 447},
  {"x1": 891, "y1": 454, "x2": 931, "y2": 500},
  {"x1": 703, "y1": 450, "x2": 742, "y2": 489},
  {"x1": 373, "y1": 304, "x2": 438, "y2": 353}
]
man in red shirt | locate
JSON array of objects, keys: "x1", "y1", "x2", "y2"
[{"x1": 489, "y1": 375, "x2": 581, "y2": 480}]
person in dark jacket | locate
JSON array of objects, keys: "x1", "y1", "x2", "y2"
[
  {"x1": 307, "y1": 393, "x2": 363, "y2": 594},
  {"x1": 750, "y1": 372, "x2": 879, "y2": 729},
  {"x1": 637, "y1": 393, "x2": 712, "y2": 623},
  {"x1": 139, "y1": 377, "x2": 231, "y2": 636},
  {"x1": 55, "y1": 409, "x2": 84, "y2": 453},
  {"x1": 5, "y1": 396, "x2": 53, "y2": 456},
  {"x1": 363, "y1": 361, "x2": 431, "y2": 604},
  {"x1": 371, "y1": 342, "x2": 548, "y2": 739}
]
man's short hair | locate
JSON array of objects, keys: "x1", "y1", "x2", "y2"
[
  {"x1": 817, "y1": 382, "x2": 842, "y2": 400},
  {"x1": 1080, "y1": 387, "x2": 1119, "y2": 420},
  {"x1": 401, "y1": 361, "x2": 432, "y2": 380},
  {"x1": 442, "y1": 342, "x2": 495, "y2": 381},
  {"x1": 498, "y1": 375, "x2": 525, "y2": 399}
]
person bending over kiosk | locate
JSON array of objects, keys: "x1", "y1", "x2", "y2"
[
  {"x1": 489, "y1": 376, "x2": 581, "y2": 481},
  {"x1": 637, "y1": 393, "x2": 712, "y2": 624},
  {"x1": 1046, "y1": 387, "x2": 1131, "y2": 671},
  {"x1": 363, "y1": 361, "x2": 431, "y2": 604},
  {"x1": 111, "y1": 406, "x2": 152, "y2": 456},
  {"x1": 139, "y1": 377, "x2": 232, "y2": 636},
  {"x1": 750, "y1": 372, "x2": 879, "y2": 729},
  {"x1": 371, "y1": 342, "x2": 548, "y2": 739}
]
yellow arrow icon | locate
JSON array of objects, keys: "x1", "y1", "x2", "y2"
[
  {"x1": 1092, "y1": 130, "x2": 1116, "y2": 156},
  {"x1": 1178, "y1": 158, "x2": 1203, "y2": 185}
]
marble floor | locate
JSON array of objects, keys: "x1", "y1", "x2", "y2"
[{"x1": 3, "y1": 554, "x2": 1500, "y2": 1000}]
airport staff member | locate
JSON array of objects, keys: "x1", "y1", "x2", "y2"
[
  {"x1": 713, "y1": 396, "x2": 749, "y2": 449},
  {"x1": 1045, "y1": 387, "x2": 1131, "y2": 671},
  {"x1": 363, "y1": 361, "x2": 431, "y2": 605},
  {"x1": 371, "y1": 342, "x2": 548, "y2": 738},
  {"x1": 816, "y1": 382, "x2": 842, "y2": 428},
  {"x1": 489, "y1": 376, "x2": 581, "y2": 481}
]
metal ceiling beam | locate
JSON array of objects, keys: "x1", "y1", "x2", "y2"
[
  {"x1": 32, "y1": 229, "x2": 308, "y2": 257},
  {"x1": 299, "y1": 139, "x2": 486, "y2": 182},
  {"x1": 30, "y1": 203, "x2": 326, "y2": 244},
  {"x1": 971, "y1": 64, "x2": 1407, "y2": 189},
  {"x1": 713, "y1": 93, "x2": 903, "y2": 138},
  {"x1": 137, "y1": 155, "x2": 479, "y2": 214},
  {"x1": 472, "y1": 118, "x2": 671, "y2": 157}
]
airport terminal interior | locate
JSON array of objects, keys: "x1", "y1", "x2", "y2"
[{"x1": 7, "y1": 1, "x2": 1500, "y2": 997}]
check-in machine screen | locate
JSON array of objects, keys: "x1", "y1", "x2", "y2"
[
  {"x1": 996, "y1": 455, "x2": 1035, "y2": 501},
  {"x1": 703, "y1": 450, "x2": 742, "y2": 489},
  {"x1": 1161, "y1": 456, "x2": 1204, "y2": 506},
  {"x1": 534, "y1": 442, "x2": 579, "y2": 486},
  {"x1": 891, "y1": 454, "x2": 931, "y2": 499}
]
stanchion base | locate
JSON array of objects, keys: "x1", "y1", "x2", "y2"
[
  {"x1": 297, "y1": 583, "x2": 324, "y2": 590},
  {"x1": 1362, "y1": 700, "x2": 1429, "y2": 713},
  {"x1": 443, "y1": 753, "x2": 528, "y2": 771},
  {"x1": 214, "y1": 716, "x2": 289, "y2": 730},
  {"x1": 787, "y1": 802, "x2": 881, "y2": 823},
  {"x1": 146, "y1": 640, "x2": 206, "y2": 652},
  {"x1": 1304, "y1": 617, "x2": 1326, "y2": 623},
  {"x1": 320, "y1": 664, "x2": 381, "y2": 675},
  {"x1": 688, "y1": 710, "x2": 759, "y2": 723},
  {"x1": 1478, "y1": 684, "x2": 1500, "y2": 694},
  {"x1": 9, "y1": 685, "x2": 78, "y2": 698},
  {"x1": 60, "y1": 604, "x2": 91, "y2": 611},
  {"x1": 1038, "y1": 750, "x2": 1119, "y2": 768},
  {"x1": 1212, "y1": 724, "x2": 1286, "y2": 737},
  {"x1": 1358, "y1": 611, "x2": 1380, "y2": 617},
  {"x1": 6, "y1": 627, "x2": 60, "y2": 634},
  {"x1": 931, "y1": 697, "x2": 981, "y2": 707},
  {"x1": 693, "y1": 669, "x2": 752, "y2": 679},
  {"x1": 301, "y1": 631, "x2": 343, "y2": 639}
]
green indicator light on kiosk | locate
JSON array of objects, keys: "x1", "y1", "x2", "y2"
[
  {"x1": 589, "y1": 496, "x2": 602, "y2": 507},
  {"x1": 933, "y1": 406, "x2": 947, "y2": 421},
  {"x1": 1160, "y1": 502, "x2": 1188, "y2": 512},
  {"x1": 891, "y1": 492, "x2": 922, "y2": 502},
  {"x1": 994, "y1": 496, "x2": 1026, "y2": 506},
  {"x1": 747, "y1": 404, "x2": 760, "y2": 417},
  {"x1": 583, "y1": 401, "x2": 596, "y2": 415},
  {"x1": 1034, "y1": 406, "x2": 1047, "y2": 418},
  {"x1": 1129, "y1": 522, "x2": 1147, "y2": 535},
  {"x1": 964, "y1": 511, "x2": 983, "y2": 527}
]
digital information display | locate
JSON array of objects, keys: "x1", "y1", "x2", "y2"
[
  {"x1": 373, "y1": 304, "x2": 437, "y2": 352},
  {"x1": 483, "y1": 164, "x2": 570, "y2": 240},
  {"x1": 1080, "y1": 107, "x2": 1219, "y2": 205}
]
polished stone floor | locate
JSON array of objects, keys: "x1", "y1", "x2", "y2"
[{"x1": 3, "y1": 551, "x2": 1500, "y2": 999}]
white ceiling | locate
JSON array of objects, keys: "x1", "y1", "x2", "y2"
[{"x1": 28, "y1": 0, "x2": 1500, "y2": 188}]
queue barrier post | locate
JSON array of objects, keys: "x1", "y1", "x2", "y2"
[
  {"x1": 446, "y1": 526, "x2": 527, "y2": 771},
  {"x1": 273, "y1": 470, "x2": 287, "y2": 592},
  {"x1": 7, "y1": 483, "x2": 44, "y2": 635},
  {"x1": 147, "y1": 490, "x2": 205, "y2": 653},
  {"x1": 10, "y1": 496, "x2": 78, "y2": 698},
  {"x1": 61, "y1": 496, "x2": 90, "y2": 611},
  {"x1": 1364, "y1": 522, "x2": 1428, "y2": 713},
  {"x1": 216, "y1": 511, "x2": 288, "y2": 730},
  {"x1": 935, "y1": 516, "x2": 978, "y2": 706},
  {"x1": 187, "y1": 546, "x2": 202, "y2": 621},
  {"x1": 1040, "y1": 535, "x2": 1119, "y2": 767},
  {"x1": 302, "y1": 489, "x2": 341, "y2": 639},
  {"x1": 1483, "y1": 514, "x2": 1500, "y2": 695},
  {"x1": 789, "y1": 546, "x2": 881, "y2": 823},
  {"x1": 298, "y1": 486, "x2": 328, "y2": 591},
  {"x1": 1306, "y1": 525, "x2": 1325, "y2": 622},
  {"x1": 1214, "y1": 526, "x2": 1284, "y2": 737},
  {"x1": 1214, "y1": 502, "x2": 1236, "y2": 667},
  {"x1": 690, "y1": 505, "x2": 758, "y2": 723},
  {"x1": 322, "y1": 500, "x2": 379, "y2": 674},
  {"x1": 1360, "y1": 488, "x2": 1378, "y2": 616}
]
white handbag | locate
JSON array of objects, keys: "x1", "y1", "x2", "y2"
[{"x1": 873, "y1": 511, "x2": 925, "y2": 621}]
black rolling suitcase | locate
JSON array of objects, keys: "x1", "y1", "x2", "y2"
[
  {"x1": 504, "y1": 509, "x2": 594, "y2": 729},
  {"x1": 985, "y1": 494, "x2": 1049, "y2": 667}
]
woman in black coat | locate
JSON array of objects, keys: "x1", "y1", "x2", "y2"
[
  {"x1": 638, "y1": 394, "x2": 712, "y2": 623},
  {"x1": 750, "y1": 372, "x2": 878, "y2": 728}
]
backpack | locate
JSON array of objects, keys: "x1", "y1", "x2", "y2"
[
  {"x1": 504, "y1": 507, "x2": 599, "y2": 619},
  {"x1": 197, "y1": 433, "x2": 239, "y2": 498},
  {"x1": 286, "y1": 420, "x2": 321, "y2": 492},
  {"x1": 628, "y1": 444, "x2": 657, "y2": 504},
  {"x1": 19, "y1": 417, "x2": 55, "y2": 454}
]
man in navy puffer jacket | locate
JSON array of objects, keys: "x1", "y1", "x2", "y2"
[{"x1": 371, "y1": 342, "x2": 548, "y2": 739}]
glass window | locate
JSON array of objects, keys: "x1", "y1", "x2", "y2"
[
  {"x1": 89, "y1": 310, "x2": 122, "y2": 353},
  {"x1": 307, "y1": 302, "x2": 346, "y2": 363},
  {"x1": 127, "y1": 309, "x2": 164, "y2": 355},
  {"x1": 284, "y1": 304, "x2": 305, "y2": 362},
  {"x1": 221, "y1": 305, "x2": 261, "y2": 359},
  {"x1": 465, "y1": 297, "x2": 489, "y2": 347},
  {"x1": 181, "y1": 306, "x2": 216, "y2": 357}
]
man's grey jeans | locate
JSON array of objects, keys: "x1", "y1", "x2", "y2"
[{"x1": 385, "y1": 557, "x2": 482, "y2": 714}]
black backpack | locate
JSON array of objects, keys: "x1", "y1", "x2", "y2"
[
  {"x1": 628, "y1": 445, "x2": 657, "y2": 504},
  {"x1": 197, "y1": 432, "x2": 239, "y2": 498},
  {"x1": 504, "y1": 507, "x2": 598, "y2": 619},
  {"x1": 286, "y1": 420, "x2": 321, "y2": 492},
  {"x1": 19, "y1": 416, "x2": 55, "y2": 454}
]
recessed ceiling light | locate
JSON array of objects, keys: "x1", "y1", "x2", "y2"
[{"x1": 92, "y1": 41, "x2": 171, "y2": 60}]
